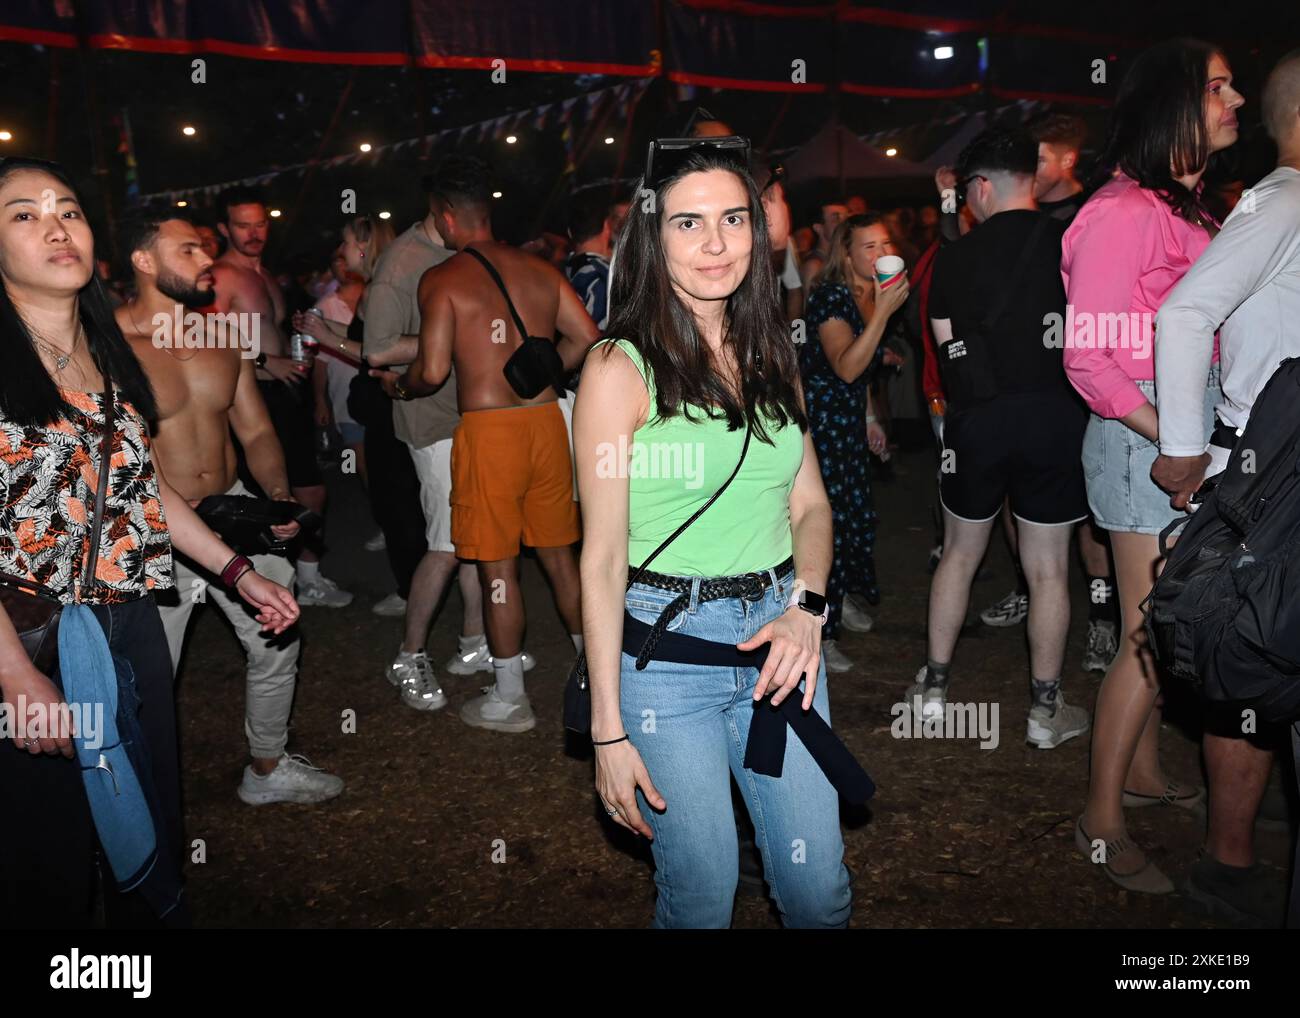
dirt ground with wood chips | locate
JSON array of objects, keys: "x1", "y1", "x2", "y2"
[{"x1": 174, "y1": 447, "x2": 1295, "y2": 928}]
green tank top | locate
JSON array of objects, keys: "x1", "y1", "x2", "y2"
[{"x1": 595, "y1": 337, "x2": 803, "y2": 577}]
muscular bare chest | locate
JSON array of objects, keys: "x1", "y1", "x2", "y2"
[{"x1": 137, "y1": 343, "x2": 241, "y2": 422}]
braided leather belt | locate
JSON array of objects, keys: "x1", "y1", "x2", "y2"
[
  {"x1": 629, "y1": 555, "x2": 794, "y2": 668},
  {"x1": 636, "y1": 555, "x2": 795, "y2": 603}
]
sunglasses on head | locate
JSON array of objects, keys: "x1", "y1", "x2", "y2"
[
  {"x1": 956, "y1": 174, "x2": 988, "y2": 205},
  {"x1": 644, "y1": 135, "x2": 752, "y2": 192}
]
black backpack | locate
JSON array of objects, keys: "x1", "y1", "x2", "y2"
[{"x1": 1143, "y1": 356, "x2": 1300, "y2": 726}]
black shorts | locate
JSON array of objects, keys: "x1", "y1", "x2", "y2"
[
  {"x1": 939, "y1": 390, "x2": 1087, "y2": 526},
  {"x1": 257, "y1": 380, "x2": 322, "y2": 489}
]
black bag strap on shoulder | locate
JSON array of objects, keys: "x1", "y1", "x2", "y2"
[
  {"x1": 463, "y1": 245, "x2": 533, "y2": 344},
  {"x1": 569, "y1": 416, "x2": 754, "y2": 701},
  {"x1": 79, "y1": 378, "x2": 116, "y2": 602},
  {"x1": 627, "y1": 417, "x2": 753, "y2": 589},
  {"x1": 977, "y1": 213, "x2": 1051, "y2": 338}
]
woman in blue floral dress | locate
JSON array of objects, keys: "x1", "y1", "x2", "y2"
[{"x1": 801, "y1": 212, "x2": 911, "y2": 671}]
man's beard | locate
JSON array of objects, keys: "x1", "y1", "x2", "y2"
[{"x1": 157, "y1": 268, "x2": 212, "y2": 308}]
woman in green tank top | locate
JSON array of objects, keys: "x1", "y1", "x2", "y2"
[{"x1": 572, "y1": 137, "x2": 857, "y2": 928}]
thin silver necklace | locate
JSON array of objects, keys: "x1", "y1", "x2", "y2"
[{"x1": 34, "y1": 321, "x2": 83, "y2": 371}]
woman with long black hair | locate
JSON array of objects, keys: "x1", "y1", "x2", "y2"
[
  {"x1": 1062, "y1": 41, "x2": 1253, "y2": 903},
  {"x1": 575, "y1": 138, "x2": 869, "y2": 928},
  {"x1": 0, "y1": 157, "x2": 299, "y2": 927}
]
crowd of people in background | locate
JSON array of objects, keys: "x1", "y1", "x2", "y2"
[{"x1": 4, "y1": 36, "x2": 1300, "y2": 930}]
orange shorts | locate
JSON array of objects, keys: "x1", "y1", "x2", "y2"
[{"x1": 449, "y1": 402, "x2": 580, "y2": 561}]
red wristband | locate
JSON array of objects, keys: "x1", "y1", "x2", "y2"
[{"x1": 220, "y1": 554, "x2": 254, "y2": 588}]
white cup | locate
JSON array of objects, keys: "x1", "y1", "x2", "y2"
[{"x1": 874, "y1": 255, "x2": 905, "y2": 287}]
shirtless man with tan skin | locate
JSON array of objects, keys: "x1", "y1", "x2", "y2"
[
  {"x1": 376, "y1": 154, "x2": 600, "y2": 732},
  {"x1": 210, "y1": 187, "x2": 352, "y2": 608},
  {"x1": 116, "y1": 212, "x2": 344, "y2": 805}
]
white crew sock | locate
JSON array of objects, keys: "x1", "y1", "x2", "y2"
[
  {"x1": 493, "y1": 653, "x2": 526, "y2": 702},
  {"x1": 459, "y1": 633, "x2": 486, "y2": 655},
  {"x1": 296, "y1": 559, "x2": 320, "y2": 584},
  {"x1": 571, "y1": 633, "x2": 585, "y2": 654}
]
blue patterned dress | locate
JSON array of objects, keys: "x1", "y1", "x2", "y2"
[{"x1": 801, "y1": 281, "x2": 884, "y2": 638}]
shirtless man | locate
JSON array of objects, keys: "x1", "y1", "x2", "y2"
[
  {"x1": 377, "y1": 154, "x2": 600, "y2": 732},
  {"x1": 210, "y1": 187, "x2": 352, "y2": 608},
  {"x1": 117, "y1": 212, "x2": 344, "y2": 805}
]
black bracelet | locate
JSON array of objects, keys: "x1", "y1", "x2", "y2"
[{"x1": 592, "y1": 734, "x2": 629, "y2": 747}]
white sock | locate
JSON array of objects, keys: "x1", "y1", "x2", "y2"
[
  {"x1": 571, "y1": 633, "x2": 585, "y2": 654},
  {"x1": 459, "y1": 633, "x2": 486, "y2": 654},
  {"x1": 297, "y1": 559, "x2": 320, "y2": 584},
  {"x1": 493, "y1": 653, "x2": 526, "y2": 702}
]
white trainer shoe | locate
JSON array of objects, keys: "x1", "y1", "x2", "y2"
[
  {"x1": 905, "y1": 665, "x2": 949, "y2": 720},
  {"x1": 1027, "y1": 690, "x2": 1091, "y2": 749},
  {"x1": 460, "y1": 684, "x2": 536, "y2": 733},
  {"x1": 444, "y1": 639, "x2": 537, "y2": 675},
  {"x1": 237, "y1": 753, "x2": 344, "y2": 805},
  {"x1": 297, "y1": 575, "x2": 354, "y2": 608},
  {"x1": 372, "y1": 592, "x2": 407, "y2": 617},
  {"x1": 388, "y1": 650, "x2": 447, "y2": 711}
]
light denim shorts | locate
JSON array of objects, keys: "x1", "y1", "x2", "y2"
[{"x1": 1082, "y1": 365, "x2": 1220, "y2": 535}]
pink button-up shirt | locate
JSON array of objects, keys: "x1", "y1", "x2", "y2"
[{"x1": 1061, "y1": 174, "x2": 1217, "y2": 419}]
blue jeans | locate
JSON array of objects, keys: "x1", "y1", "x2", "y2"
[{"x1": 619, "y1": 563, "x2": 853, "y2": 928}]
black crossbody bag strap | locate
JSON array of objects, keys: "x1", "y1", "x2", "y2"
[
  {"x1": 463, "y1": 246, "x2": 533, "y2": 343},
  {"x1": 78, "y1": 379, "x2": 115, "y2": 602},
  {"x1": 976, "y1": 214, "x2": 1050, "y2": 338},
  {"x1": 569, "y1": 415, "x2": 753, "y2": 702},
  {"x1": 626, "y1": 417, "x2": 753, "y2": 589}
]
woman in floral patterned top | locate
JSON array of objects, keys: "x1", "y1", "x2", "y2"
[
  {"x1": 800, "y1": 213, "x2": 910, "y2": 672},
  {"x1": 0, "y1": 157, "x2": 299, "y2": 927}
]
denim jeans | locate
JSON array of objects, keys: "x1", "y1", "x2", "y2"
[
  {"x1": 1082, "y1": 365, "x2": 1221, "y2": 535},
  {"x1": 619, "y1": 562, "x2": 853, "y2": 929}
]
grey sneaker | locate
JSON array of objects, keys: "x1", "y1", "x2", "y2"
[
  {"x1": 905, "y1": 665, "x2": 948, "y2": 721},
  {"x1": 1026, "y1": 690, "x2": 1090, "y2": 749},
  {"x1": 1081, "y1": 619, "x2": 1119, "y2": 673},
  {"x1": 237, "y1": 753, "x2": 344, "y2": 805},
  {"x1": 460, "y1": 684, "x2": 536, "y2": 733},
  {"x1": 297, "y1": 575, "x2": 354, "y2": 608},
  {"x1": 371, "y1": 592, "x2": 407, "y2": 617},
  {"x1": 388, "y1": 650, "x2": 447, "y2": 712},
  {"x1": 840, "y1": 595, "x2": 874, "y2": 633},
  {"x1": 363, "y1": 529, "x2": 386, "y2": 552},
  {"x1": 821, "y1": 640, "x2": 854, "y2": 673},
  {"x1": 980, "y1": 590, "x2": 1028, "y2": 627}
]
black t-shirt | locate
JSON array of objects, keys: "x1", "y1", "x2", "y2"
[
  {"x1": 928, "y1": 209, "x2": 1070, "y2": 397},
  {"x1": 1038, "y1": 190, "x2": 1086, "y2": 223}
]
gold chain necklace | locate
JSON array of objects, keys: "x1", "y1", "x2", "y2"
[{"x1": 130, "y1": 299, "x2": 198, "y2": 361}]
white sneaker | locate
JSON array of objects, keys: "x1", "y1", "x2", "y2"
[
  {"x1": 840, "y1": 595, "x2": 874, "y2": 633},
  {"x1": 237, "y1": 753, "x2": 344, "y2": 805},
  {"x1": 363, "y1": 530, "x2": 387, "y2": 552},
  {"x1": 460, "y1": 684, "x2": 536, "y2": 733},
  {"x1": 1026, "y1": 690, "x2": 1091, "y2": 749},
  {"x1": 388, "y1": 650, "x2": 447, "y2": 711},
  {"x1": 905, "y1": 665, "x2": 948, "y2": 720},
  {"x1": 822, "y1": 640, "x2": 854, "y2": 673},
  {"x1": 372, "y1": 592, "x2": 407, "y2": 617},
  {"x1": 444, "y1": 639, "x2": 537, "y2": 675},
  {"x1": 297, "y1": 575, "x2": 354, "y2": 608}
]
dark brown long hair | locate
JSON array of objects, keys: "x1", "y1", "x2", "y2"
[
  {"x1": 604, "y1": 148, "x2": 806, "y2": 443},
  {"x1": 1100, "y1": 38, "x2": 1227, "y2": 222}
]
